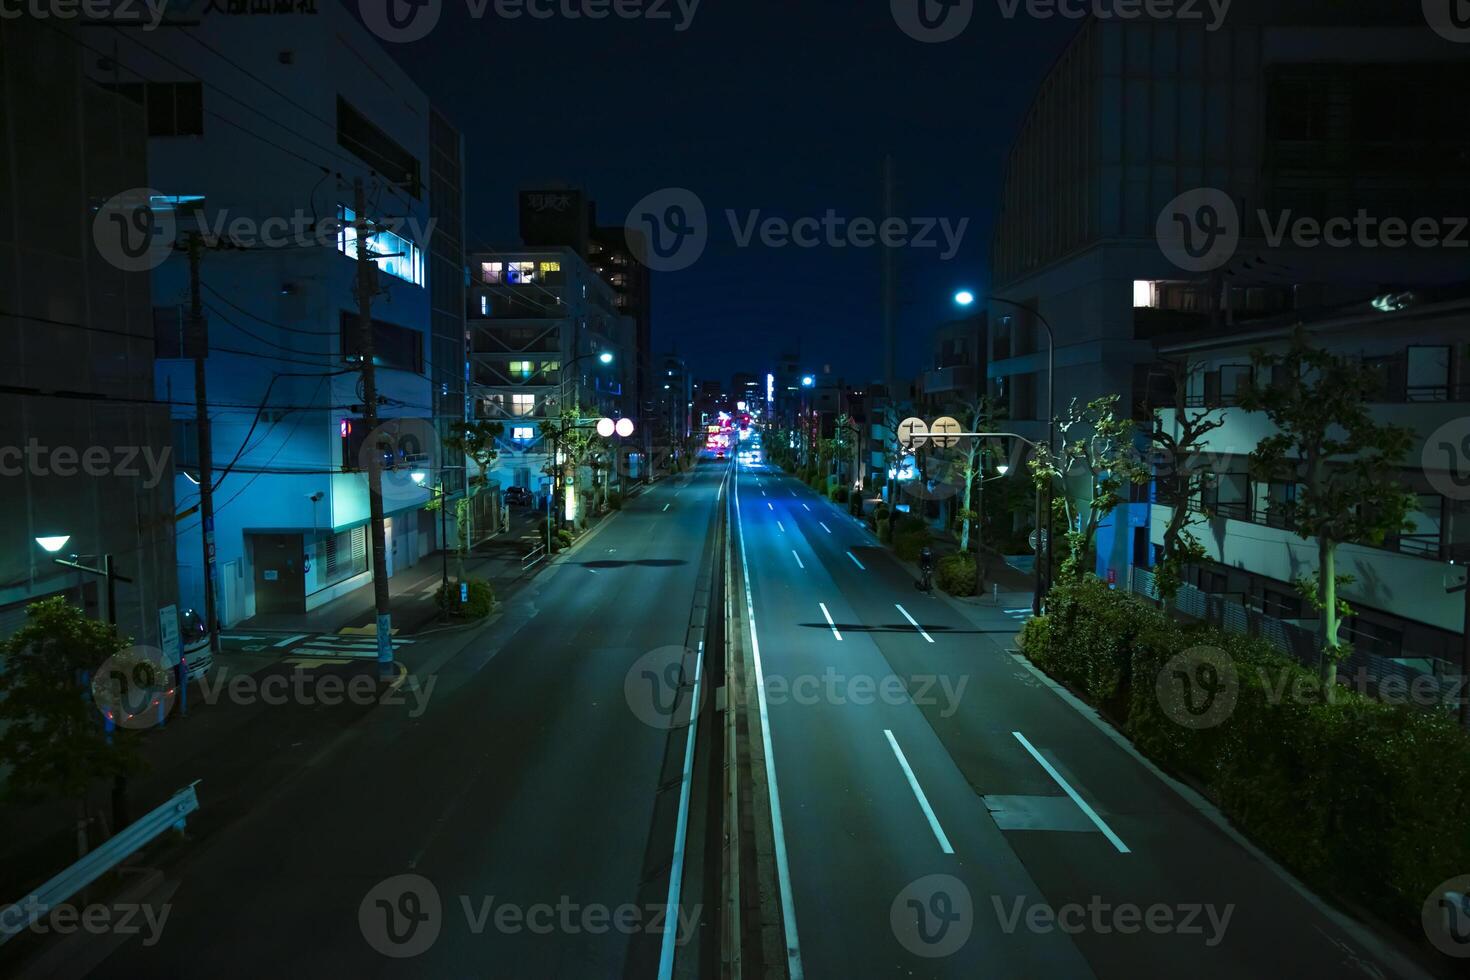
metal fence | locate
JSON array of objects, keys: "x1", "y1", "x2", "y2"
[{"x1": 1128, "y1": 568, "x2": 1461, "y2": 712}]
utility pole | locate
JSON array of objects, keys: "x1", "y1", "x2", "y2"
[
  {"x1": 353, "y1": 178, "x2": 395, "y2": 679},
  {"x1": 186, "y1": 233, "x2": 221, "y2": 665}
]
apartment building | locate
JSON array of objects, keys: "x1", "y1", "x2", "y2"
[
  {"x1": 1143, "y1": 290, "x2": 1470, "y2": 669},
  {"x1": 467, "y1": 247, "x2": 635, "y2": 491},
  {"x1": 89, "y1": 1, "x2": 464, "y2": 620}
]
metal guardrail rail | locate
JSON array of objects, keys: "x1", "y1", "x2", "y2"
[{"x1": 0, "y1": 782, "x2": 201, "y2": 946}]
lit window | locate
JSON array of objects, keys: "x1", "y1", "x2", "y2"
[
  {"x1": 481, "y1": 262, "x2": 503, "y2": 283},
  {"x1": 479, "y1": 295, "x2": 489, "y2": 315},
  {"x1": 508, "y1": 361, "x2": 533, "y2": 378},
  {"x1": 1133, "y1": 280, "x2": 1157, "y2": 309},
  {"x1": 507, "y1": 261, "x2": 536, "y2": 284},
  {"x1": 512, "y1": 426, "x2": 534, "y2": 441},
  {"x1": 337, "y1": 205, "x2": 424, "y2": 286},
  {"x1": 539, "y1": 260, "x2": 561, "y2": 274},
  {"x1": 511, "y1": 394, "x2": 535, "y2": 416}
]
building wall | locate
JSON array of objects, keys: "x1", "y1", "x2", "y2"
[
  {"x1": 467, "y1": 247, "x2": 635, "y2": 490},
  {"x1": 90, "y1": 3, "x2": 450, "y2": 623},
  {"x1": 0, "y1": 18, "x2": 178, "y2": 647}
]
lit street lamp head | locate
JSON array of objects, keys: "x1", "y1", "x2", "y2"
[
  {"x1": 954, "y1": 290, "x2": 976, "y2": 307},
  {"x1": 598, "y1": 351, "x2": 614, "y2": 364},
  {"x1": 801, "y1": 375, "x2": 814, "y2": 387},
  {"x1": 36, "y1": 535, "x2": 71, "y2": 553}
]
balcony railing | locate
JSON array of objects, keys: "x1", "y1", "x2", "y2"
[{"x1": 1191, "y1": 498, "x2": 1447, "y2": 559}]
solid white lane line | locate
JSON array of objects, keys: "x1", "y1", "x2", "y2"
[
  {"x1": 884, "y1": 729, "x2": 955, "y2": 854},
  {"x1": 895, "y1": 603, "x2": 934, "y2": 643},
  {"x1": 847, "y1": 551, "x2": 865, "y2": 570},
  {"x1": 791, "y1": 550, "x2": 805, "y2": 569},
  {"x1": 273, "y1": 633, "x2": 308, "y2": 648},
  {"x1": 734, "y1": 472, "x2": 805, "y2": 978},
  {"x1": 819, "y1": 521, "x2": 831, "y2": 534},
  {"x1": 1012, "y1": 731, "x2": 1131, "y2": 854},
  {"x1": 658, "y1": 640, "x2": 704, "y2": 979},
  {"x1": 818, "y1": 602, "x2": 842, "y2": 641}
]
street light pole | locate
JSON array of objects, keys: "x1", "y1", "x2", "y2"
[
  {"x1": 957, "y1": 291, "x2": 1056, "y2": 617},
  {"x1": 989, "y1": 298, "x2": 1056, "y2": 618}
]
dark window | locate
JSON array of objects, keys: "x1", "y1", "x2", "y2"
[
  {"x1": 100, "y1": 82, "x2": 203, "y2": 136},
  {"x1": 340, "y1": 312, "x2": 423, "y2": 374},
  {"x1": 1260, "y1": 588, "x2": 1302, "y2": 620},
  {"x1": 337, "y1": 97, "x2": 421, "y2": 197}
]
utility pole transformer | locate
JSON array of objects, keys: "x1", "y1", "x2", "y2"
[{"x1": 353, "y1": 178, "x2": 396, "y2": 678}]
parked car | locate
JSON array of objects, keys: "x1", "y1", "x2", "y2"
[{"x1": 505, "y1": 486, "x2": 534, "y2": 506}]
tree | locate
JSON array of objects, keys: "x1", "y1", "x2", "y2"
[
  {"x1": 0, "y1": 597, "x2": 142, "y2": 858},
  {"x1": 445, "y1": 420, "x2": 504, "y2": 490},
  {"x1": 941, "y1": 396, "x2": 999, "y2": 553},
  {"x1": 1148, "y1": 358, "x2": 1227, "y2": 606},
  {"x1": 540, "y1": 403, "x2": 604, "y2": 528},
  {"x1": 1237, "y1": 329, "x2": 1417, "y2": 687},
  {"x1": 1029, "y1": 395, "x2": 1149, "y2": 578}
]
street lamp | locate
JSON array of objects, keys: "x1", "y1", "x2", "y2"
[
  {"x1": 955, "y1": 290, "x2": 1057, "y2": 617},
  {"x1": 36, "y1": 536, "x2": 131, "y2": 627}
]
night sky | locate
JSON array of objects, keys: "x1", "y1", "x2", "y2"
[{"x1": 374, "y1": 1, "x2": 1080, "y2": 385}]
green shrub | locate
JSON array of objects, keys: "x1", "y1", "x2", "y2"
[
  {"x1": 936, "y1": 553, "x2": 976, "y2": 596},
  {"x1": 831, "y1": 486, "x2": 850, "y2": 504},
  {"x1": 1021, "y1": 575, "x2": 1470, "y2": 934},
  {"x1": 556, "y1": 528, "x2": 575, "y2": 551},
  {"x1": 892, "y1": 517, "x2": 930, "y2": 561},
  {"x1": 435, "y1": 577, "x2": 494, "y2": 619},
  {"x1": 869, "y1": 504, "x2": 890, "y2": 531}
]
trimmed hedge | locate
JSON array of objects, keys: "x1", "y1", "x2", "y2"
[
  {"x1": 936, "y1": 553, "x2": 976, "y2": 596},
  {"x1": 1019, "y1": 575, "x2": 1470, "y2": 934},
  {"x1": 830, "y1": 485, "x2": 851, "y2": 504}
]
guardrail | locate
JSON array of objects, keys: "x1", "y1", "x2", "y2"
[
  {"x1": 521, "y1": 543, "x2": 547, "y2": 571},
  {"x1": 0, "y1": 782, "x2": 200, "y2": 946}
]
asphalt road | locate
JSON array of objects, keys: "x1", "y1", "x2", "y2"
[
  {"x1": 81, "y1": 463, "x2": 728, "y2": 978},
  {"x1": 732, "y1": 452, "x2": 1427, "y2": 979}
]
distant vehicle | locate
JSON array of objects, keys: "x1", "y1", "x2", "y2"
[
  {"x1": 174, "y1": 608, "x2": 213, "y2": 681},
  {"x1": 505, "y1": 486, "x2": 534, "y2": 506},
  {"x1": 716, "y1": 450, "x2": 726, "y2": 459}
]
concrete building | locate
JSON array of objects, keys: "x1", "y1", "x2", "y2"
[
  {"x1": 989, "y1": 4, "x2": 1470, "y2": 593},
  {"x1": 1142, "y1": 290, "x2": 1470, "y2": 673},
  {"x1": 654, "y1": 353, "x2": 694, "y2": 469},
  {"x1": 467, "y1": 246, "x2": 635, "y2": 490},
  {"x1": 988, "y1": 4, "x2": 1469, "y2": 456},
  {"x1": 518, "y1": 186, "x2": 654, "y2": 472},
  {"x1": 0, "y1": 17, "x2": 179, "y2": 648},
  {"x1": 91, "y1": 2, "x2": 464, "y2": 621},
  {"x1": 917, "y1": 314, "x2": 986, "y2": 415}
]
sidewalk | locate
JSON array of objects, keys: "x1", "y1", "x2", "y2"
[{"x1": 235, "y1": 531, "x2": 540, "y2": 637}]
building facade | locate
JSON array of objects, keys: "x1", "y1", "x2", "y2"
[
  {"x1": 0, "y1": 17, "x2": 179, "y2": 648},
  {"x1": 1143, "y1": 292, "x2": 1470, "y2": 671},
  {"x1": 93, "y1": 2, "x2": 463, "y2": 621},
  {"x1": 467, "y1": 246, "x2": 635, "y2": 490},
  {"x1": 989, "y1": 5, "x2": 1470, "y2": 592}
]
